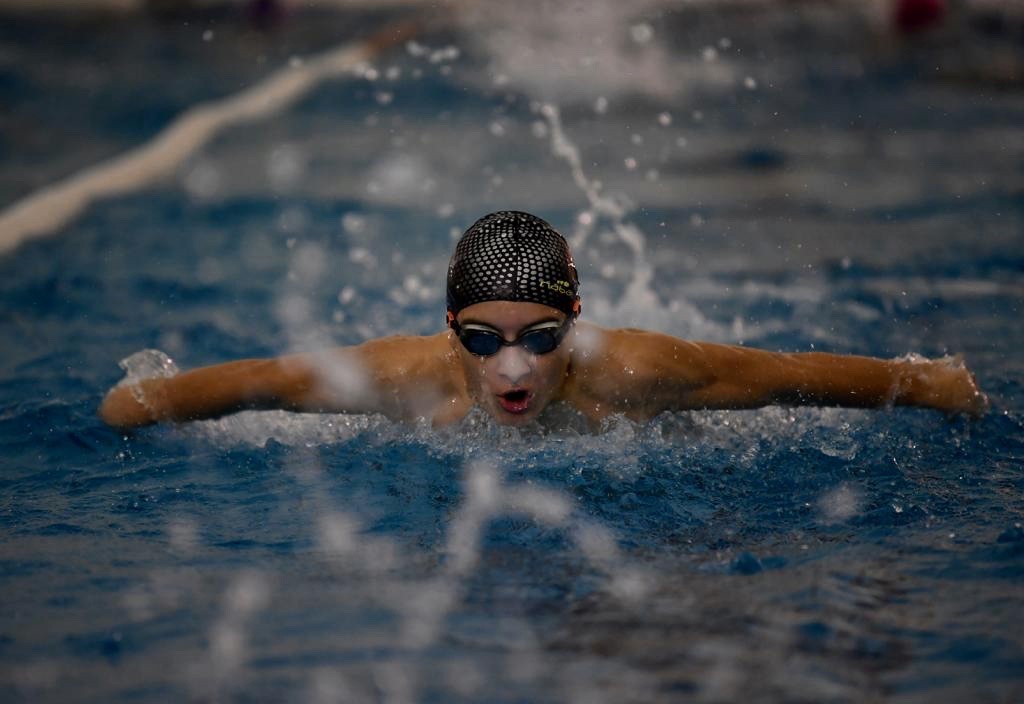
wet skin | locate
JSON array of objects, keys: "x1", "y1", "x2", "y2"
[{"x1": 450, "y1": 301, "x2": 574, "y2": 427}]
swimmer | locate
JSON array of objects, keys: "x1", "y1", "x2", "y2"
[{"x1": 99, "y1": 211, "x2": 989, "y2": 430}]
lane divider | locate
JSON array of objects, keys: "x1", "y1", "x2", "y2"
[{"x1": 0, "y1": 20, "x2": 418, "y2": 256}]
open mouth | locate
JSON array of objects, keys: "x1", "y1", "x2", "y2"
[{"x1": 497, "y1": 389, "x2": 532, "y2": 414}]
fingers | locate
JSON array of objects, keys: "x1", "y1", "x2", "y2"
[
  {"x1": 943, "y1": 362, "x2": 989, "y2": 419},
  {"x1": 99, "y1": 383, "x2": 156, "y2": 429},
  {"x1": 963, "y1": 372, "x2": 990, "y2": 418}
]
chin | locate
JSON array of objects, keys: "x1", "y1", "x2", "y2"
[{"x1": 489, "y1": 404, "x2": 542, "y2": 426}]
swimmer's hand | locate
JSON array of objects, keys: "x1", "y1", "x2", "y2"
[
  {"x1": 903, "y1": 355, "x2": 989, "y2": 418},
  {"x1": 99, "y1": 379, "x2": 167, "y2": 429}
]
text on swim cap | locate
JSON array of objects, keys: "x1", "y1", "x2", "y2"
[{"x1": 539, "y1": 279, "x2": 575, "y2": 297}]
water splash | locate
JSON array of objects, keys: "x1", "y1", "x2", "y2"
[
  {"x1": 117, "y1": 348, "x2": 180, "y2": 382},
  {"x1": 817, "y1": 483, "x2": 864, "y2": 523},
  {"x1": 456, "y1": 1, "x2": 735, "y2": 102},
  {"x1": 189, "y1": 571, "x2": 272, "y2": 701},
  {"x1": 539, "y1": 102, "x2": 715, "y2": 334}
]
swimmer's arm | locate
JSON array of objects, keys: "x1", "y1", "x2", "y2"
[
  {"x1": 99, "y1": 357, "x2": 314, "y2": 428},
  {"x1": 590, "y1": 330, "x2": 988, "y2": 417},
  {"x1": 676, "y1": 343, "x2": 988, "y2": 415},
  {"x1": 99, "y1": 335, "x2": 454, "y2": 429}
]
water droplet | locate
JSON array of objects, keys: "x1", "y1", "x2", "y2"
[
  {"x1": 267, "y1": 144, "x2": 306, "y2": 191},
  {"x1": 429, "y1": 46, "x2": 460, "y2": 64},
  {"x1": 817, "y1": 484, "x2": 862, "y2": 523},
  {"x1": 348, "y1": 247, "x2": 377, "y2": 269},
  {"x1": 341, "y1": 213, "x2": 366, "y2": 235},
  {"x1": 182, "y1": 160, "x2": 221, "y2": 200},
  {"x1": 630, "y1": 23, "x2": 654, "y2": 44},
  {"x1": 276, "y1": 206, "x2": 309, "y2": 234}
]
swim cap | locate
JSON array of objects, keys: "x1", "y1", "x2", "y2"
[{"x1": 446, "y1": 211, "x2": 580, "y2": 317}]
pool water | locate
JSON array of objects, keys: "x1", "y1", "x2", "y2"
[{"x1": 1, "y1": 3, "x2": 1023, "y2": 702}]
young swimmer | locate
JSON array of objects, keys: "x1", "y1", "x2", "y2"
[{"x1": 99, "y1": 211, "x2": 989, "y2": 430}]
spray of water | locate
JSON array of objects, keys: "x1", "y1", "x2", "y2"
[
  {"x1": 539, "y1": 102, "x2": 717, "y2": 336},
  {"x1": 188, "y1": 570, "x2": 272, "y2": 701}
]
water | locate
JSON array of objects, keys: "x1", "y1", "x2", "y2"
[{"x1": 1, "y1": 2, "x2": 1023, "y2": 702}]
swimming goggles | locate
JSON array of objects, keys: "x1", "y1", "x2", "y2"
[{"x1": 449, "y1": 317, "x2": 574, "y2": 357}]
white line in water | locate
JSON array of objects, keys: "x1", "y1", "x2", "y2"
[
  {"x1": 0, "y1": 22, "x2": 417, "y2": 256},
  {"x1": 541, "y1": 103, "x2": 655, "y2": 302}
]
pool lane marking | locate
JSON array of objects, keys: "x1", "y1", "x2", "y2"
[{"x1": 0, "y1": 20, "x2": 419, "y2": 256}]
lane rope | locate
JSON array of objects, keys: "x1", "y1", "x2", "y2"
[{"x1": 0, "y1": 20, "x2": 418, "y2": 255}]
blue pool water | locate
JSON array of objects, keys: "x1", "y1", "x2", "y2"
[{"x1": 1, "y1": 3, "x2": 1023, "y2": 701}]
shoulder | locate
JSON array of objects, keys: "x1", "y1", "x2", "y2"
[
  {"x1": 319, "y1": 332, "x2": 467, "y2": 421},
  {"x1": 562, "y1": 323, "x2": 714, "y2": 416},
  {"x1": 354, "y1": 331, "x2": 452, "y2": 356},
  {"x1": 348, "y1": 332, "x2": 457, "y2": 380},
  {"x1": 569, "y1": 323, "x2": 711, "y2": 378}
]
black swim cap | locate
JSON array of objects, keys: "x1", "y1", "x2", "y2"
[{"x1": 446, "y1": 211, "x2": 580, "y2": 317}]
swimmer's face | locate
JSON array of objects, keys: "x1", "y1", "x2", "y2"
[{"x1": 452, "y1": 301, "x2": 574, "y2": 426}]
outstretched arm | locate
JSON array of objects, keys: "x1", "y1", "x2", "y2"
[
  {"x1": 99, "y1": 334, "x2": 457, "y2": 429},
  {"x1": 572, "y1": 327, "x2": 988, "y2": 419},
  {"x1": 677, "y1": 343, "x2": 988, "y2": 415}
]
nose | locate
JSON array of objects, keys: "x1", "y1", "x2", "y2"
[{"x1": 493, "y1": 345, "x2": 533, "y2": 385}]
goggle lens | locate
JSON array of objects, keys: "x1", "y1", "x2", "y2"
[{"x1": 455, "y1": 321, "x2": 570, "y2": 357}]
